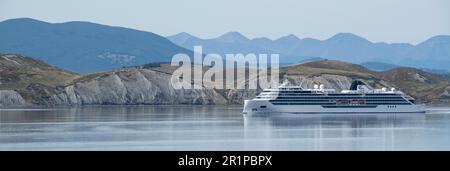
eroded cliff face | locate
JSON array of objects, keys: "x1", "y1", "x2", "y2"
[
  {"x1": 47, "y1": 68, "x2": 228, "y2": 105},
  {"x1": 0, "y1": 90, "x2": 26, "y2": 107}
]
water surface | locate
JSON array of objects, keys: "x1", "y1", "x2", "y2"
[{"x1": 1, "y1": 106, "x2": 450, "y2": 150}]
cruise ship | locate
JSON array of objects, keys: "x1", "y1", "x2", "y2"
[{"x1": 243, "y1": 80, "x2": 425, "y2": 114}]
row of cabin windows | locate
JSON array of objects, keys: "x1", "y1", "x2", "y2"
[
  {"x1": 273, "y1": 93, "x2": 399, "y2": 96},
  {"x1": 269, "y1": 100, "x2": 410, "y2": 103},
  {"x1": 271, "y1": 103, "x2": 411, "y2": 105},
  {"x1": 275, "y1": 96, "x2": 404, "y2": 98},
  {"x1": 271, "y1": 94, "x2": 403, "y2": 99},
  {"x1": 273, "y1": 98, "x2": 407, "y2": 101}
]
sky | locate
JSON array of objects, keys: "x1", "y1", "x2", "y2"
[{"x1": 1, "y1": 0, "x2": 449, "y2": 44}]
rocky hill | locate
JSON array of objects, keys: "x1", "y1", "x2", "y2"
[
  {"x1": 1, "y1": 55, "x2": 449, "y2": 106},
  {"x1": 0, "y1": 54, "x2": 229, "y2": 106},
  {"x1": 378, "y1": 68, "x2": 450, "y2": 104},
  {"x1": 0, "y1": 54, "x2": 80, "y2": 106}
]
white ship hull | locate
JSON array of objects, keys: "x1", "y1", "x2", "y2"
[{"x1": 243, "y1": 99, "x2": 426, "y2": 114}]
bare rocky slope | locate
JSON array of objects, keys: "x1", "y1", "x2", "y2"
[
  {"x1": 0, "y1": 54, "x2": 79, "y2": 106},
  {"x1": 1, "y1": 54, "x2": 449, "y2": 106}
]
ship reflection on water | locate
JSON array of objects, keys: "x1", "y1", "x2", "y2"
[
  {"x1": 242, "y1": 113, "x2": 439, "y2": 150},
  {"x1": 244, "y1": 113, "x2": 426, "y2": 129}
]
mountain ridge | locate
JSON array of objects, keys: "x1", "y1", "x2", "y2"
[
  {"x1": 1, "y1": 18, "x2": 449, "y2": 73},
  {"x1": 0, "y1": 18, "x2": 193, "y2": 73},
  {"x1": 168, "y1": 32, "x2": 450, "y2": 71}
]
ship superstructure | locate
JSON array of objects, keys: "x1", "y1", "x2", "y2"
[{"x1": 243, "y1": 81, "x2": 425, "y2": 114}]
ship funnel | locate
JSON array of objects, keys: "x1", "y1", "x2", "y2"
[{"x1": 350, "y1": 80, "x2": 366, "y2": 90}]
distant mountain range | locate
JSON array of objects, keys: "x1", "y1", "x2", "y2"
[
  {"x1": 0, "y1": 18, "x2": 449, "y2": 73},
  {"x1": 168, "y1": 32, "x2": 450, "y2": 71},
  {"x1": 0, "y1": 18, "x2": 192, "y2": 73}
]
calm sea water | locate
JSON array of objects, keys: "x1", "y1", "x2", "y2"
[{"x1": 1, "y1": 106, "x2": 450, "y2": 151}]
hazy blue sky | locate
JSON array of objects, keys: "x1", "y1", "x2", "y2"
[{"x1": 1, "y1": 0, "x2": 449, "y2": 44}]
